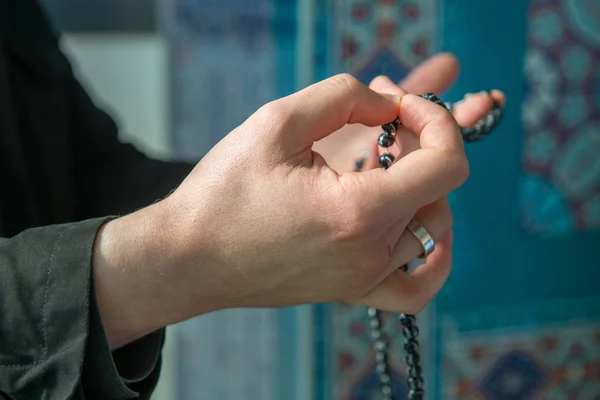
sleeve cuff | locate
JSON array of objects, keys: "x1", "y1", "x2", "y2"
[
  {"x1": 0, "y1": 217, "x2": 164, "y2": 400},
  {"x1": 81, "y1": 279, "x2": 165, "y2": 400},
  {"x1": 81, "y1": 219, "x2": 165, "y2": 400}
]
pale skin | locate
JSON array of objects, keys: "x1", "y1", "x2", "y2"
[{"x1": 93, "y1": 53, "x2": 506, "y2": 349}]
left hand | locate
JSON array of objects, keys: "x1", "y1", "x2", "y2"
[
  {"x1": 311, "y1": 53, "x2": 506, "y2": 311},
  {"x1": 313, "y1": 52, "x2": 504, "y2": 173}
]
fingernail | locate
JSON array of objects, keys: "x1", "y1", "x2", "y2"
[{"x1": 381, "y1": 93, "x2": 403, "y2": 106}]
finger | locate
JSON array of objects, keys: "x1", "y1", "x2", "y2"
[
  {"x1": 451, "y1": 90, "x2": 506, "y2": 127},
  {"x1": 312, "y1": 77, "x2": 406, "y2": 174},
  {"x1": 368, "y1": 52, "x2": 461, "y2": 160},
  {"x1": 369, "y1": 75, "x2": 409, "y2": 95},
  {"x1": 315, "y1": 60, "x2": 461, "y2": 174},
  {"x1": 369, "y1": 53, "x2": 460, "y2": 96},
  {"x1": 356, "y1": 93, "x2": 468, "y2": 212},
  {"x1": 368, "y1": 77, "x2": 416, "y2": 159},
  {"x1": 398, "y1": 52, "x2": 460, "y2": 94},
  {"x1": 392, "y1": 126, "x2": 422, "y2": 159},
  {"x1": 379, "y1": 89, "x2": 507, "y2": 161},
  {"x1": 357, "y1": 229, "x2": 453, "y2": 314},
  {"x1": 386, "y1": 197, "x2": 453, "y2": 273},
  {"x1": 367, "y1": 52, "x2": 460, "y2": 163},
  {"x1": 270, "y1": 74, "x2": 401, "y2": 150}
]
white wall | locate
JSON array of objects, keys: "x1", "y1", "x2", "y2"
[
  {"x1": 60, "y1": 33, "x2": 173, "y2": 159},
  {"x1": 60, "y1": 33, "x2": 177, "y2": 400}
]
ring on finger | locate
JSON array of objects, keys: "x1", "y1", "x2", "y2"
[{"x1": 406, "y1": 219, "x2": 435, "y2": 259}]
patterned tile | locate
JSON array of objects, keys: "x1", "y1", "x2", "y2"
[
  {"x1": 478, "y1": 351, "x2": 546, "y2": 399},
  {"x1": 167, "y1": 0, "x2": 278, "y2": 161},
  {"x1": 440, "y1": 321, "x2": 600, "y2": 399},
  {"x1": 522, "y1": 0, "x2": 600, "y2": 235},
  {"x1": 329, "y1": 305, "x2": 432, "y2": 400},
  {"x1": 333, "y1": 0, "x2": 439, "y2": 83}
]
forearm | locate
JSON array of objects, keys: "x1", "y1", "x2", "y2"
[{"x1": 92, "y1": 200, "x2": 223, "y2": 349}]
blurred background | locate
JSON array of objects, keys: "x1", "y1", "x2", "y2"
[{"x1": 40, "y1": 0, "x2": 599, "y2": 399}]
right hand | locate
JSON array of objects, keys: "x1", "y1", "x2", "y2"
[
  {"x1": 95, "y1": 73, "x2": 474, "y2": 347},
  {"x1": 163, "y1": 74, "x2": 468, "y2": 311}
]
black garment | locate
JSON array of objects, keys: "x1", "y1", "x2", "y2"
[{"x1": 0, "y1": 0, "x2": 194, "y2": 398}]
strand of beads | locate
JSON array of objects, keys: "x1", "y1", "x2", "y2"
[
  {"x1": 367, "y1": 307, "x2": 395, "y2": 400},
  {"x1": 364, "y1": 91, "x2": 504, "y2": 400},
  {"x1": 377, "y1": 117, "x2": 401, "y2": 169}
]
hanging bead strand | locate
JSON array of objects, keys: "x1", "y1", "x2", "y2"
[{"x1": 356, "y1": 90, "x2": 503, "y2": 400}]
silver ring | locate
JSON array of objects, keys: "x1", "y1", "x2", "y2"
[{"x1": 406, "y1": 219, "x2": 435, "y2": 259}]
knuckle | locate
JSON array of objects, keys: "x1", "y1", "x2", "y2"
[
  {"x1": 253, "y1": 100, "x2": 297, "y2": 142},
  {"x1": 333, "y1": 204, "x2": 370, "y2": 241},
  {"x1": 444, "y1": 209, "x2": 454, "y2": 235},
  {"x1": 404, "y1": 297, "x2": 428, "y2": 315},
  {"x1": 390, "y1": 275, "x2": 433, "y2": 314},
  {"x1": 438, "y1": 146, "x2": 470, "y2": 187},
  {"x1": 325, "y1": 177, "x2": 372, "y2": 241},
  {"x1": 397, "y1": 286, "x2": 430, "y2": 314},
  {"x1": 256, "y1": 100, "x2": 290, "y2": 127},
  {"x1": 452, "y1": 152, "x2": 471, "y2": 185},
  {"x1": 436, "y1": 201, "x2": 454, "y2": 235},
  {"x1": 369, "y1": 75, "x2": 391, "y2": 89},
  {"x1": 330, "y1": 73, "x2": 361, "y2": 95},
  {"x1": 436, "y1": 108, "x2": 457, "y2": 127}
]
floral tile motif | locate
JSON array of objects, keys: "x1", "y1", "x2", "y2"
[
  {"x1": 522, "y1": 0, "x2": 600, "y2": 236},
  {"x1": 333, "y1": 0, "x2": 439, "y2": 83},
  {"x1": 440, "y1": 320, "x2": 600, "y2": 399}
]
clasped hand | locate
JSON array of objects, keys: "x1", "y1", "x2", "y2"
[{"x1": 95, "y1": 53, "x2": 505, "y2": 348}]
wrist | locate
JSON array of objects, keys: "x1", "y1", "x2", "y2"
[{"x1": 92, "y1": 200, "x2": 224, "y2": 349}]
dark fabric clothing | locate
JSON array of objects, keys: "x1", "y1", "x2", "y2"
[{"x1": 0, "y1": 0, "x2": 194, "y2": 398}]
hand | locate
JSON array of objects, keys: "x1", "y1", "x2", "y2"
[
  {"x1": 94, "y1": 73, "x2": 486, "y2": 348},
  {"x1": 356, "y1": 67, "x2": 506, "y2": 312},
  {"x1": 310, "y1": 54, "x2": 506, "y2": 312},
  {"x1": 313, "y1": 52, "x2": 505, "y2": 173},
  {"x1": 168, "y1": 74, "x2": 471, "y2": 311}
]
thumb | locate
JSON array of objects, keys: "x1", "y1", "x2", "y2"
[
  {"x1": 369, "y1": 75, "x2": 406, "y2": 96},
  {"x1": 271, "y1": 74, "x2": 401, "y2": 154}
]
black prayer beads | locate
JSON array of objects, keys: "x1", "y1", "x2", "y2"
[{"x1": 360, "y1": 90, "x2": 504, "y2": 400}]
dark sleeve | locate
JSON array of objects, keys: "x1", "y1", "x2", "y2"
[
  {"x1": 0, "y1": 218, "x2": 163, "y2": 400},
  {"x1": 1, "y1": 2, "x2": 193, "y2": 399},
  {"x1": 60, "y1": 36, "x2": 189, "y2": 400},
  {"x1": 9, "y1": 0, "x2": 195, "y2": 220},
  {"x1": 59, "y1": 33, "x2": 190, "y2": 400},
  {"x1": 29, "y1": 4, "x2": 194, "y2": 220},
  {"x1": 60, "y1": 28, "x2": 190, "y2": 397}
]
